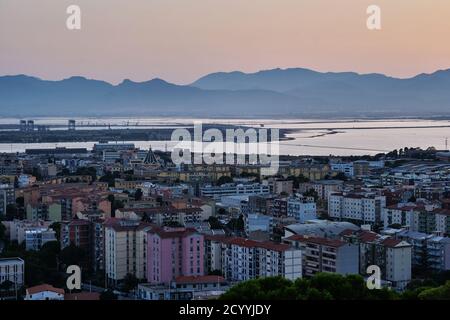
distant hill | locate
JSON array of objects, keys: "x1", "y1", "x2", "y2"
[{"x1": 1, "y1": 68, "x2": 450, "y2": 117}]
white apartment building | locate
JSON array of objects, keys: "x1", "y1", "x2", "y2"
[
  {"x1": 204, "y1": 236, "x2": 302, "y2": 282},
  {"x1": 0, "y1": 184, "x2": 15, "y2": 216},
  {"x1": 353, "y1": 231, "x2": 412, "y2": 291},
  {"x1": 25, "y1": 227, "x2": 57, "y2": 251},
  {"x1": 287, "y1": 196, "x2": 317, "y2": 223},
  {"x1": 200, "y1": 183, "x2": 270, "y2": 199},
  {"x1": 104, "y1": 218, "x2": 151, "y2": 285},
  {"x1": 5, "y1": 219, "x2": 52, "y2": 244},
  {"x1": 330, "y1": 162, "x2": 354, "y2": 177},
  {"x1": 0, "y1": 257, "x2": 24, "y2": 288},
  {"x1": 328, "y1": 192, "x2": 386, "y2": 225},
  {"x1": 393, "y1": 230, "x2": 450, "y2": 272},
  {"x1": 383, "y1": 202, "x2": 447, "y2": 235},
  {"x1": 285, "y1": 235, "x2": 359, "y2": 277},
  {"x1": 309, "y1": 180, "x2": 344, "y2": 201}
]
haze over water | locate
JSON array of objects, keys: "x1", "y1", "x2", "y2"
[{"x1": 1, "y1": 118, "x2": 449, "y2": 156}]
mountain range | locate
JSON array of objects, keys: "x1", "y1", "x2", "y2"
[{"x1": 1, "y1": 68, "x2": 450, "y2": 117}]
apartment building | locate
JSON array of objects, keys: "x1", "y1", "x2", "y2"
[
  {"x1": 343, "y1": 230, "x2": 412, "y2": 291},
  {"x1": 287, "y1": 195, "x2": 317, "y2": 223},
  {"x1": 328, "y1": 192, "x2": 386, "y2": 225},
  {"x1": 25, "y1": 227, "x2": 57, "y2": 251},
  {"x1": 244, "y1": 213, "x2": 273, "y2": 235},
  {"x1": 104, "y1": 218, "x2": 152, "y2": 285},
  {"x1": 285, "y1": 235, "x2": 359, "y2": 277},
  {"x1": 391, "y1": 230, "x2": 450, "y2": 272},
  {"x1": 204, "y1": 236, "x2": 302, "y2": 282},
  {"x1": 302, "y1": 180, "x2": 344, "y2": 201},
  {"x1": 0, "y1": 258, "x2": 24, "y2": 288},
  {"x1": 5, "y1": 219, "x2": 52, "y2": 244},
  {"x1": 200, "y1": 183, "x2": 270, "y2": 199},
  {"x1": 60, "y1": 219, "x2": 102, "y2": 270},
  {"x1": 0, "y1": 184, "x2": 15, "y2": 217},
  {"x1": 147, "y1": 227, "x2": 204, "y2": 284}
]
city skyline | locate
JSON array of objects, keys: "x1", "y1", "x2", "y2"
[{"x1": 1, "y1": 0, "x2": 450, "y2": 84}]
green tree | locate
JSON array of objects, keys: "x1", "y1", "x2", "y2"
[
  {"x1": 122, "y1": 273, "x2": 139, "y2": 293},
  {"x1": 49, "y1": 222, "x2": 61, "y2": 242},
  {"x1": 303, "y1": 188, "x2": 319, "y2": 202},
  {"x1": 5, "y1": 204, "x2": 18, "y2": 220},
  {"x1": 417, "y1": 281, "x2": 450, "y2": 300},
  {"x1": 100, "y1": 289, "x2": 118, "y2": 300},
  {"x1": 0, "y1": 223, "x2": 6, "y2": 241},
  {"x1": 59, "y1": 244, "x2": 87, "y2": 268},
  {"x1": 217, "y1": 176, "x2": 233, "y2": 186},
  {"x1": 227, "y1": 215, "x2": 244, "y2": 233},
  {"x1": 134, "y1": 188, "x2": 143, "y2": 201}
]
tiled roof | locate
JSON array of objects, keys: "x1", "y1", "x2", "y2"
[
  {"x1": 286, "y1": 234, "x2": 346, "y2": 248},
  {"x1": 26, "y1": 284, "x2": 65, "y2": 295}
]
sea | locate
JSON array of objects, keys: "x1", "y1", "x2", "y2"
[{"x1": 0, "y1": 117, "x2": 449, "y2": 156}]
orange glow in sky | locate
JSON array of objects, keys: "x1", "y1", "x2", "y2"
[{"x1": 1, "y1": 0, "x2": 449, "y2": 84}]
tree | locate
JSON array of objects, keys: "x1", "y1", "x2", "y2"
[
  {"x1": 207, "y1": 216, "x2": 223, "y2": 229},
  {"x1": 288, "y1": 175, "x2": 310, "y2": 189},
  {"x1": 0, "y1": 280, "x2": 13, "y2": 290},
  {"x1": 59, "y1": 244, "x2": 87, "y2": 268},
  {"x1": 227, "y1": 215, "x2": 244, "y2": 233},
  {"x1": 217, "y1": 176, "x2": 233, "y2": 186},
  {"x1": 417, "y1": 281, "x2": 450, "y2": 300},
  {"x1": 333, "y1": 172, "x2": 348, "y2": 181},
  {"x1": 40, "y1": 241, "x2": 61, "y2": 270},
  {"x1": 49, "y1": 222, "x2": 61, "y2": 241},
  {"x1": 15, "y1": 197, "x2": 24, "y2": 207},
  {"x1": 0, "y1": 223, "x2": 6, "y2": 241},
  {"x1": 134, "y1": 188, "x2": 143, "y2": 201},
  {"x1": 5, "y1": 204, "x2": 18, "y2": 220},
  {"x1": 220, "y1": 274, "x2": 398, "y2": 300},
  {"x1": 100, "y1": 289, "x2": 118, "y2": 300},
  {"x1": 303, "y1": 188, "x2": 319, "y2": 202},
  {"x1": 122, "y1": 273, "x2": 139, "y2": 293}
]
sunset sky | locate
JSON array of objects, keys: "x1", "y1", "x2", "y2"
[{"x1": 1, "y1": 0, "x2": 450, "y2": 84}]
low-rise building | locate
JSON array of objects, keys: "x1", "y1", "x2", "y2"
[
  {"x1": 25, "y1": 284, "x2": 65, "y2": 300},
  {"x1": 137, "y1": 275, "x2": 229, "y2": 300},
  {"x1": 0, "y1": 257, "x2": 24, "y2": 290}
]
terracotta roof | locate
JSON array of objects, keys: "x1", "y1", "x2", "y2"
[
  {"x1": 381, "y1": 238, "x2": 406, "y2": 248},
  {"x1": 358, "y1": 231, "x2": 380, "y2": 243},
  {"x1": 175, "y1": 275, "x2": 226, "y2": 284},
  {"x1": 339, "y1": 229, "x2": 357, "y2": 237},
  {"x1": 205, "y1": 235, "x2": 291, "y2": 251},
  {"x1": 27, "y1": 284, "x2": 65, "y2": 295},
  {"x1": 149, "y1": 227, "x2": 199, "y2": 239},
  {"x1": 286, "y1": 235, "x2": 346, "y2": 248}
]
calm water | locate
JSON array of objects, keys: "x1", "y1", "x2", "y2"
[{"x1": 0, "y1": 118, "x2": 449, "y2": 156}]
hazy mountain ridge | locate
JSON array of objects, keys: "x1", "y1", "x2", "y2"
[{"x1": 1, "y1": 68, "x2": 450, "y2": 117}]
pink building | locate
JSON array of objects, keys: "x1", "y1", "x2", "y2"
[{"x1": 147, "y1": 227, "x2": 204, "y2": 284}]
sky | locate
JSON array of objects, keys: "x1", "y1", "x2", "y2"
[{"x1": 1, "y1": 0, "x2": 450, "y2": 84}]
